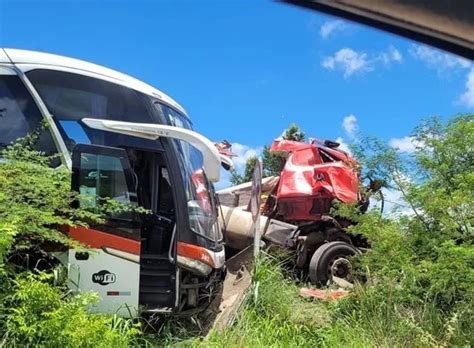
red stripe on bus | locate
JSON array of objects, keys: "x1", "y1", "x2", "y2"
[{"x1": 69, "y1": 226, "x2": 140, "y2": 255}]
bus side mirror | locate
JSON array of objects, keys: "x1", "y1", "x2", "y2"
[{"x1": 220, "y1": 154, "x2": 234, "y2": 171}]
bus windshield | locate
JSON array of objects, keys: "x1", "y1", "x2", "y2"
[{"x1": 159, "y1": 104, "x2": 221, "y2": 243}]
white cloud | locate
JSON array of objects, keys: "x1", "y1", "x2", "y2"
[
  {"x1": 231, "y1": 143, "x2": 263, "y2": 169},
  {"x1": 320, "y1": 19, "x2": 346, "y2": 39},
  {"x1": 342, "y1": 114, "x2": 358, "y2": 138},
  {"x1": 335, "y1": 136, "x2": 352, "y2": 154},
  {"x1": 460, "y1": 68, "x2": 474, "y2": 108},
  {"x1": 333, "y1": 114, "x2": 358, "y2": 153},
  {"x1": 388, "y1": 136, "x2": 423, "y2": 153},
  {"x1": 321, "y1": 46, "x2": 402, "y2": 78},
  {"x1": 409, "y1": 44, "x2": 474, "y2": 109},
  {"x1": 410, "y1": 44, "x2": 471, "y2": 72},
  {"x1": 215, "y1": 142, "x2": 263, "y2": 190},
  {"x1": 380, "y1": 46, "x2": 402, "y2": 64},
  {"x1": 322, "y1": 48, "x2": 371, "y2": 78}
]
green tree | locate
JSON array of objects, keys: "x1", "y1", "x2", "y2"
[
  {"x1": 261, "y1": 123, "x2": 305, "y2": 177},
  {"x1": 261, "y1": 145, "x2": 286, "y2": 177},
  {"x1": 283, "y1": 123, "x2": 305, "y2": 142},
  {"x1": 332, "y1": 114, "x2": 474, "y2": 346},
  {"x1": 230, "y1": 156, "x2": 258, "y2": 185},
  {"x1": 229, "y1": 124, "x2": 306, "y2": 183}
]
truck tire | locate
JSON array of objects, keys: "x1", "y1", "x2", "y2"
[{"x1": 309, "y1": 241, "x2": 360, "y2": 286}]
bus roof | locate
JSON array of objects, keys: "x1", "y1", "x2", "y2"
[{"x1": 1, "y1": 48, "x2": 188, "y2": 116}]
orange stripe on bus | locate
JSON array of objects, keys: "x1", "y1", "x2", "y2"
[
  {"x1": 177, "y1": 242, "x2": 214, "y2": 267},
  {"x1": 69, "y1": 226, "x2": 140, "y2": 255}
]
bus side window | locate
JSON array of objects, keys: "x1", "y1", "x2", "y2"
[
  {"x1": 72, "y1": 144, "x2": 140, "y2": 238},
  {"x1": 78, "y1": 153, "x2": 136, "y2": 210}
]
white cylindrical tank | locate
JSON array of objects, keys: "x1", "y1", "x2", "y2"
[{"x1": 218, "y1": 205, "x2": 268, "y2": 250}]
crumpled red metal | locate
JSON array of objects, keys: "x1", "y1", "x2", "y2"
[{"x1": 270, "y1": 140, "x2": 360, "y2": 221}]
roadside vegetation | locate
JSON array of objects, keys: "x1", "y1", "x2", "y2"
[
  {"x1": 203, "y1": 114, "x2": 473, "y2": 347},
  {"x1": 0, "y1": 115, "x2": 472, "y2": 347},
  {"x1": 0, "y1": 130, "x2": 142, "y2": 347}
]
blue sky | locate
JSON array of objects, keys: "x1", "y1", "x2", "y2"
[{"x1": 1, "y1": 0, "x2": 473, "y2": 186}]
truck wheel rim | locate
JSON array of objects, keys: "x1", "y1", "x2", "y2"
[{"x1": 328, "y1": 256, "x2": 352, "y2": 281}]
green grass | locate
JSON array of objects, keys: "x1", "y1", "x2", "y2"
[
  {"x1": 149, "y1": 251, "x2": 471, "y2": 348},
  {"x1": 142, "y1": 251, "x2": 328, "y2": 347},
  {"x1": 194, "y1": 252, "x2": 330, "y2": 347},
  {"x1": 196, "y1": 253, "x2": 338, "y2": 347}
]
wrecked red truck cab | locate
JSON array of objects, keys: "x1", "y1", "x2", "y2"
[
  {"x1": 219, "y1": 138, "x2": 369, "y2": 287},
  {"x1": 270, "y1": 139, "x2": 361, "y2": 222},
  {"x1": 264, "y1": 139, "x2": 369, "y2": 286}
]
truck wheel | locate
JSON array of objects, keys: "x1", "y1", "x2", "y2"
[{"x1": 309, "y1": 241, "x2": 360, "y2": 286}]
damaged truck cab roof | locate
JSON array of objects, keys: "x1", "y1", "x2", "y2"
[{"x1": 270, "y1": 139, "x2": 360, "y2": 221}]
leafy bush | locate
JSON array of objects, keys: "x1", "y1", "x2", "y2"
[
  {"x1": 325, "y1": 115, "x2": 474, "y2": 346},
  {"x1": 0, "y1": 131, "x2": 142, "y2": 346},
  {"x1": 0, "y1": 131, "x2": 94, "y2": 257},
  {"x1": 3, "y1": 273, "x2": 140, "y2": 347}
]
